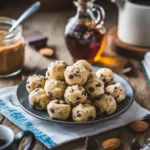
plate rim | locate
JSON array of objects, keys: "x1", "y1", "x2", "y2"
[{"x1": 16, "y1": 68, "x2": 135, "y2": 125}]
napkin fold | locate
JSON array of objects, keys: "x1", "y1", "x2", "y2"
[
  {"x1": 141, "y1": 52, "x2": 150, "y2": 85},
  {"x1": 0, "y1": 86, "x2": 150, "y2": 149}
]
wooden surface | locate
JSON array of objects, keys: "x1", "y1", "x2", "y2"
[
  {"x1": 0, "y1": 1, "x2": 150, "y2": 150},
  {"x1": 107, "y1": 26, "x2": 150, "y2": 60}
]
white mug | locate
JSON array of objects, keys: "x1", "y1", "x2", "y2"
[{"x1": 111, "y1": 0, "x2": 150, "y2": 47}]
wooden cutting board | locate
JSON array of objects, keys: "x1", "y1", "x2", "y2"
[{"x1": 107, "y1": 26, "x2": 150, "y2": 60}]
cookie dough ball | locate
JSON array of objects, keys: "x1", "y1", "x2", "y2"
[
  {"x1": 29, "y1": 88, "x2": 50, "y2": 110},
  {"x1": 47, "y1": 60, "x2": 68, "y2": 80},
  {"x1": 47, "y1": 100, "x2": 71, "y2": 120},
  {"x1": 64, "y1": 85, "x2": 87, "y2": 105},
  {"x1": 64, "y1": 64, "x2": 88, "y2": 86},
  {"x1": 72, "y1": 103, "x2": 96, "y2": 122},
  {"x1": 85, "y1": 77, "x2": 104, "y2": 99},
  {"x1": 44, "y1": 79, "x2": 66, "y2": 99},
  {"x1": 106, "y1": 83, "x2": 126, "y2": 103},
  {"x1": 94, "y1": 94, "x2": 117, "y2": 115},
  {"x1": 26, "y1": 74, "x2": 45, "y2": 93},
  {"x1": 96, "y1": 68, "x2": 114, "y2": 85},
  {"x1": 74, "y1": 60, "x2": 92, "y2": 78},
  {"x1": 45, "y1": 71, "x2": 52, "y2": 80}
]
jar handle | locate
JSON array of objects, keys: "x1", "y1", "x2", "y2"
[{"x1": 91, "y1": 4, "x2": 105, "y2": 26}]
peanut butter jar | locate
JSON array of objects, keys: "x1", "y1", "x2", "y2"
[{"x1": 0, "y1": 17, "x2": 25, "y2": 77}]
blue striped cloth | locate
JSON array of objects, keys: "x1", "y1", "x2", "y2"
[{"x1": 0, "y1": 86, "x2": 149, "y2": 149}]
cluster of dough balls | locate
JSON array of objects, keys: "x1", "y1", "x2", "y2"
[{"x1": 26, "y1": 60, "x2": 126, "y2": 122}]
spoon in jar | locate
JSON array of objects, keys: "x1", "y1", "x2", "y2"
[{"x1": 9, "y1": 2, "x2": 41, "y2": 32}]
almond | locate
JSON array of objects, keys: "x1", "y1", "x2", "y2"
[
  {"x1": 128, "y1": 120, "x2": 149, "y2": 133},
  {"x1": 102, "y1": 138, "x2": 121, "y2": 150},
  {"x1": 39, "y1": 48, "x2": 54, "y2": 57}
]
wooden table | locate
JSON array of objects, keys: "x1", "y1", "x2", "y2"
[{"x1": 0, "y1": 1, "x2": 150, "y2": 150}]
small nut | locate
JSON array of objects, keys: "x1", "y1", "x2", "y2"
[
  {"x1": 102, "y1": 138, "x2": 121, "y2": 150},
  {"x1": 39, "y1": 48, "x2": 54, "y2": 57},
  {"x1": 128, "y1": 120, "x2": 149, "y2": 133}
]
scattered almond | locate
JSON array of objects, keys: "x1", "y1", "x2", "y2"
[
  {"x1": 39, "y1": 48, "x2": 54, "y2": 57},
  {"x1": 129, "y1": 120, "x2": 149, "y2": 133},
  {"x1": 102, "y1": 138, "x2": 121, "y2": 150},
  {"x1": 21, "y1": 75, "x2": 27, "y2": 80}
]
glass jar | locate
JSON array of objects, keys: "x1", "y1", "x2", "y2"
[
  {"x1": 0, "y1": 17, "x2": 25, "y2": 77},
  {"x1": 65, "y1": 0, "x2": 106, "y2": 63}
]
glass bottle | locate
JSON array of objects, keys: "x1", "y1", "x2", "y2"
[
  {"x1": 0, "y1": 17, "x2": 25, "y2": 78},
  {"x1": 65, "y1": 0, "x2": 106, "y2": 63}
]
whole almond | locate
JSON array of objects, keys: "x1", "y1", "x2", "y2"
[
  {"x1": 129, "y1": 120, "x2": 149, "y2": 133},
  {"x1": 102, "y1": 138, "x2": 121, "y2": 150},
  {"x1": 39, "y1": 48, "x2": 54, "y2": 57}
]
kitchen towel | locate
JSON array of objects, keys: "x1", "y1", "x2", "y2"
[
  {"x1": 0, "y1": 86, "x2": 150, "y2": 149},
  {"x1": 141, "y1": 52, "x2": 150, "y2": 85}
]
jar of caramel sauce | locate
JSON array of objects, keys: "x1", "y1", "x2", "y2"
[{"x1": 0, "y1": 17, "x2": 25, "y2": 77}]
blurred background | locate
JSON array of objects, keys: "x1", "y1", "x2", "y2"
[{"x1": 0, "y1": 0, "x2": 118, "y2": 64}]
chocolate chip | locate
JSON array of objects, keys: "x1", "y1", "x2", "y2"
[
  {"x1": 77, "y1": 111, "x2": 81, "y2": 117},
  {"x1": 103, "y1": 111, "x2": 107, "y2": 115},
  {"x1": 88, "y1": 87, "x2": 95, "y2": 92},
  {"x1": 88, "y1": 116, "x2": 94, "y2": 121},
  {"x1": 95, "y1": 83, "x2": 101, "y2": 87},
  {"x1": 50, "y1": 108, "x2": 54, "y2": 113},
  {"x1": 35, "y1": 88, "x2": 40, "y2": 92},
  {"x1": 55, "y1": 100, "x2": 60, "y2": 104},
  {"x1": 106, "y1": 92, "x2": 110, "y2": 95},
  {"x1": 76, "y1": 97, "x2": 80, "y2": 100},
  {"x1": 103, "y1": 78, "x2": 105, "y2": 82},
  {"x1": 70, "y1": 89, "x2": 74, "y2": 93},
  {"x1": 82, "y1": 90, "x2": 87, "y2": 96},
  {"x1": 34, "y1": 102, "x2": 40, "y2": 107},
  {"x1": 115, "y1": 87, "x2": 117, "y2": 89},
  {"x1": 89, "y1": 74, "x2": 92, "y2": 78},
  {"x1": 28, "y1": 86, "x2": 30, "y2": 89},
  {"x1": 76, "y1": 70, "x2": 79, "y2": 73},
  {"x1": 101, "y1": 74, "x2": 104, "y2": 77},
  {"x1": 68, "y1": 74, "x2": 73, "y2": 79},
  {"x1": 84, "y1": 137, "x2": 99, "y2": 150},
  {"x1": 48, "y1": 92, "x2": 52, "y2": 98},
  {"x1": 115, "y1": 95, "x2": 119, "y2": 99}
]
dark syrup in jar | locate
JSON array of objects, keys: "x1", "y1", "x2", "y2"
[{"x1": 65, "y1": 22, "x2": 106, "y2": 63}]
